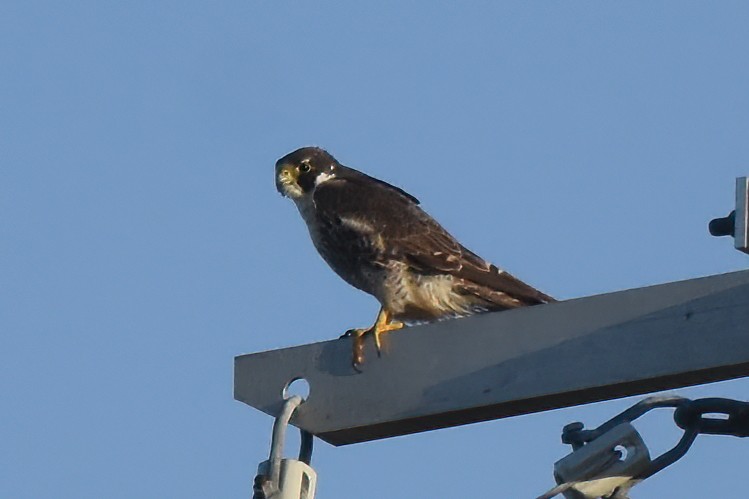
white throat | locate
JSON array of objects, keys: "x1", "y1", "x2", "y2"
[{"x1": 315, "y1": 171, "x2": 335, "y2": 185}]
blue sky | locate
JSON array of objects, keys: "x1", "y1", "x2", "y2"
[{"x1": 2, "y1": 2, "x2": 748, "y2": 498}]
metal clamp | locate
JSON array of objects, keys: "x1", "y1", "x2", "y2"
[
  {"x1": 539, "y1": 396, "x2": 699, "y2": 499},
  {"x1": 254, "y1": 396, "x2": 316, "y2": 499},
  {"x1": 539, "y1": 394, "x2": 749, "y2": 498},
  {"x1": 552, "y1": 422, "x2": 651, "y2": 499},
  {"x1": 709, "y1": 176, "x2": 749, "y2": 254}
]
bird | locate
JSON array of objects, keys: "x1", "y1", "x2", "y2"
[{"x1": 275, "y1": 146, "x2": 555, "y2": 370}]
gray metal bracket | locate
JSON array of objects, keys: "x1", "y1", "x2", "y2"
[
  {"x1": 735, "y1": 177, "x2": 749, "y2": 253},
  {"x1": 235, "y1": 270, "x2": 749, "y2": 446},
  {"x1": 709, "y1": 176, "x2": 749, "y2": 254}
]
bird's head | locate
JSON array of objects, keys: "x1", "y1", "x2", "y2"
[{"x1": 275, "y1": 147, "x2": 338, "y2": 200}]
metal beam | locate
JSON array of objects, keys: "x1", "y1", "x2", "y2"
[{"x1": 235, "y1": 270, "x2": 749, "y2": 446}]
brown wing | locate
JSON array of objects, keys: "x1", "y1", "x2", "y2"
[
  {"x1": 313, "y1": 170, "x2": 555, "y2": 307},
  {"x1": 401, "y1": 233, "x2": 555, "y2": 307}
]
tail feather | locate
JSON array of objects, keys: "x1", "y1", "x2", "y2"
[{"x1": 453, "y1": 262, "x2": 555, "y2": 307}]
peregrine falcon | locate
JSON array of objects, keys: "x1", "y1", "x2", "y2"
[{"x1": 275, "y1": 146, "x2": 555, "y2": 370}]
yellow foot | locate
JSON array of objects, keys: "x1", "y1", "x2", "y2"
[{"x1": 343, "y1": 309, "x2": 404, "y2": 371}]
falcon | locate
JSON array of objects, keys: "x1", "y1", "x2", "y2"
[{"x1": 275, "y1": 146, "x2": 555, "y2": 370}]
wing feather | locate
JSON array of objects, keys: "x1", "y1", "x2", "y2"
[{"x1": 313, "y1": 171, "x2": 554, "y2": 306}]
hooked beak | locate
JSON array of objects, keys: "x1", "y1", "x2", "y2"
[{"x1": 275, "y1": 163, "x2": 301, "y2": 198}]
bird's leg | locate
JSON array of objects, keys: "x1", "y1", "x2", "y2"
[
  {"x1": 370, "y1": 308, "x2": 404, "y2": 356},
  {"x1": 343, "y1": 308, "x2": 404, "y2": 370}
]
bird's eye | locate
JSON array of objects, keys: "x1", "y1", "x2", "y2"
[{"x1": 299, "y1": 163, "x2": 311, "y2": 173}]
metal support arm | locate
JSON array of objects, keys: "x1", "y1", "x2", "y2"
[{"x1": 235, "y1": 270, "x2": 749, "y2": 446}]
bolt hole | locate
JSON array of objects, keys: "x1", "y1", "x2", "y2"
[
  {"x1": 614, "y1": 444, "x2": 628, "y2": 461},
  {"x1": 283, "y1": 377, "x2": 310, "y2": 401}
]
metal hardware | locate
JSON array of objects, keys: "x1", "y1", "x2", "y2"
[
  {"x1": 552, "y1": 423, "x2": 651, "y2": 499},
  {"x1": 254, "y1": 395, "x2": 317, "y2": 499},
  {"x1": 673, "y1": 397, "x2": 749, "y2": 438},
  {"x1": 541, "y1": 395, "x2": 749, "y2": 498},
  {"x1": 709, "y1": 176, "x2": 749, "y2": 254},
  {"x1": 236, "y1": 269, "x2": 749, "y2": 446}
]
